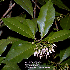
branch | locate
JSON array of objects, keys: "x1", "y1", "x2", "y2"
[
  {"x1": 55, "y1": 21, "x2": 59, "y2": 31},
  {"x1": 2, "y1": 3, "x2": 15, "y2": 18},
  {"x1": 32, "y1": 0, "x2": 40, "y2": 9}
]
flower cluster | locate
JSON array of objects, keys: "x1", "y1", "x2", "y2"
[{"x1": 34, "y1": 43, "x2": 57, "y2": 59}]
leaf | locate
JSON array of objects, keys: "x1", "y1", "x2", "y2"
[
  {"x1": 43, "y1": 31, "x2": 55, "y2": 41},
  {"x1": 2, "y1": 18, "x2": 35, "y2": 39},
  {"x1": 60, "y1": 46, "x2": 70, "y2": 63},
  {"x1": 52, "y1": 0, "x2": 70, "y2": 11},
  {"x1": 32, "y1": 18, "x2": 38, "y2": 32},
  {"x1": 60, "y1": 16, "x2": 70, "y2": 30},
  {"x1": 37, "y1": 0, "x2": 55, "y2": 38},
  {"x1": 14, "y1": 0, "x2": 33, "y2": 17},
  {"x1": 15, "y1": 17, "x2": 36, "y2": 36},
  {"x1": 48, "y1": 30, "x2": 70, "y2": 43},
  {"x1": 0, "y1": 57, "x2": 6, "y2": 64},
  {"x1": 2, "y1": 40, "x2": 36, "y2": 63},
  {"x1": 0, "y1": 37, "x2": 19, "y2": 55},
  {"x1": 44, "y1": 0, "x2": 70, "y2": 11},
  {"x1": 61, "y1": 57, "x2": 70, "y2": 65},
  {"x1": 2, "y1": 62, "x2": 21, "y2": 70}
]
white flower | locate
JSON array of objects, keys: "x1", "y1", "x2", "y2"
[
  {"x1": 52, "y1": 49, "x2": 55, "y2": 52},
  {"x1": 34, "y1": 51, "x2": 37, "y2": 56},
  {"x1": 49, "y1": 50, "x2": 52, "y2": 53},
  {"x1": 40, "y1": 55, "x2": 42, "y2": 59},
  {"x1": 47, "y1": 52, "x2": 49, "y2": 55},
  {"x1": 53, "y1": 44, "x2": 56, "y2": 46}
]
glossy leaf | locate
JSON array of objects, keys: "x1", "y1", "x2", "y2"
[
  {"x1": 44, "y1": 0, "x2": 70, "y2": 11},
  {"x1": 14, "y1": 0, "x2": 33, "y2": 17},
  {"x1": 2, "y1": 18, "x2": 35, "y2": 39},
  {"x1": 2, "y1": 62, "x2": 21, "y2": 70},
  {"x1": 0, "y1": 37, "x2": 19, "y2": 55},
  {"x1": 61, "y1": 57, "x2": 70, "y2": 65},
  {"x1": 48, "y1": 30, "x2": 70, "y2": 43},
  {"x1": 37, "y1": 0, "x2": 55, "y2": 38},
  {"x1": 60, "y1": 46, "x2": 70, "y2": 63},
  {"x1": 60, "y1": 16, "x2": 70, "y2": 30},
  {"x1": 51, "y1": 0, "x2": 70, "y2": 11},
  {"x1": 15, "y1": 17, "x2": 36, "y2": 36},
  {"x1": 2, "y1": 40, "x2": 36, "y2": 63},
  {"x1": 43, "y1": 31, "x2": 54, "y2": 42}
]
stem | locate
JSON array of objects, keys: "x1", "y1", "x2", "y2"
[
  {"x1": 2, "y1": 3, "x2": 15, "y2": 18},
  {"x1": 55, "y1": 21, "x2": 58, "y2": 31},
  {"x1": 32, "y1": 0, "x2": 40, "y2": 9}
]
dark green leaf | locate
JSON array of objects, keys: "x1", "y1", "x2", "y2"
[
  {"x1": 43, "y1": 31, "x2": 54, "y2": 41},
  {"x1": 2, "y1": 62, "x2": 21, "y2": 70},
  {"x1": 0, "y1": 37, "x2": 19, "y2": 55},
  {"x1": 60, "y1": 46, "x2": 70, "y2": 63},
  {"x1": 14, "y1": 0, "x2": 33, "y2": 17},
  {"x1": 48, "y1": 30, "x2": 70, "y2": 43},
  {"x1": 44, "y1": 0, "x2": 70, "y2": 11},
  {"x1": 2, "y1": 18, "x2": 35, "y2": 39},
  {"x1": 51, "y1": 0, "x2": 70, "y2": 11},
  {"x1": 37, "y1": 0, "x2": 55, "y2": 38},
  {"x1": 60, "y1": 16, "x2": 70, "y2": 30},
  {"x1": 61, "y1": 57, "x2": 70, "y2": 65},
  {"x1": 2, "y1": 40, "x2": 36, "y2": 63}
]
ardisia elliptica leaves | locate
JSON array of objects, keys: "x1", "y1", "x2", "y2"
[
  {"x1": 2, "y1": 39, "x2": 36, "y2": 63},
  {"x1": 48, "y1": 30, "x2": 70, "y2": 43},
  {"x1": 2, "y1": 62, "x2": 21, "y2": 70},
  {"x1": 60, "y1": 46, "x2": 70, "y2": 63},
  {"x1": 2, "y1": 17, "x2": 35, "y2": 39},
  {"x1": 60, "y1": 16, "x2": 70, "y2": 30},
  {"x1": 0, "y1": 37, "x2": 19, "y2": 55},
  {"x1": 37, "y1": 0, "x2": 55, "y2": 38},
  {"x1": 14, "y1": 0, "x2": 33, "y2": 17}
]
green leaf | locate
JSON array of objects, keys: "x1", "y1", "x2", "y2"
[
  {"x1": 32, "y1": 18, "x2": 38, "y2": 32},
  {"x1": 15, "y1": 17, "x2": 36, "y2": 36},
  {"x1": 60, "y1": 16, "x2": 70, "y2": 30},
  {"x1": 0, "y1": 37, "x2": 19, "y2": 55},
  {"x1": 60, "y1": 46, "x2": 70, "y2": 63},
  {"x1": 2, "y1": 18, "x2": 35, "y2": 39},
  {"x1": 61, "y1": 57, "x2": 70, "y2": 65},
  {"x1": 43, "y1": 31, "x2": 54, "y2": 41},
  {"x1": 37, "y1": 0, "x2": 55, "y2": 38},
  {"x1": 48, "y1": 30, "x2": 70, "y2": 43},
  {"x1": 0, "y1": 57, "x2": 6, "y2": 64},
  {"x1": 2, "y1": 40, "x2": 36, "y2": 63},
  {"x1": 44, "y1": 0, "x2": 70, "y2": 11},
  {"x1": 2, "y1": 62, "x2": 21, "y2": 70},
  {"x1": 14, "y1": 0, "x2": 33, "y2": 17}
]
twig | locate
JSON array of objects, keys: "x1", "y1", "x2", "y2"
[
  {"x1": 6, "y1": 0, "x2": 12, "y2": 18},
  {"x1": 55, "y1": 21, "x2": 58, "y2": 31},
  {"x1": 32, "y1": 0, "x2": 40, "y2": 9},
  {"x1": 0, "y1": 2, "x2": 15, "y2": 26},
  {"x1": 2, "y1": 3, "x2": 15, "y2": 18},
  {"x1": 33, "y1": 0, "x2": 37, "y2": 18}
]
